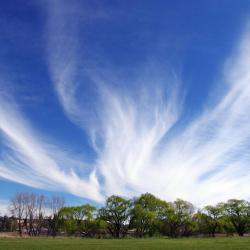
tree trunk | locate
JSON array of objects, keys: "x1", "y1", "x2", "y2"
[
  {"x1": 238, "y1": 231, "x2": 244, "y2": 237},
  {"x1": 18, "y1": 219, "x2": 22, "y2": 237}
]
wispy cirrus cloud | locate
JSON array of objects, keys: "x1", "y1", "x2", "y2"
[
  {"x1": 1, "y1": 1, "x2": 250, "y2": 207},
  {"x1": 46, "y1": 1, "x2": 250, "y2": 205},
  {"x1": 0, "y1": 93, "x2": 102, "y2": 202}
]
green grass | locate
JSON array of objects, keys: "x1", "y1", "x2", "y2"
[{"x1": 0, "y1": 237, "x2": 250, "y2": 250}]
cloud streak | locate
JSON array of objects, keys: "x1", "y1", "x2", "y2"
[
  {"x1": 1, "y1": 1, "x2": 250, "y2": 207},
  {"x1": 0, "y1": 94, "x2": 102, "y2": 202},
  {"x1": 46, "y1": 1, "x2": 250, "y2": 206}
]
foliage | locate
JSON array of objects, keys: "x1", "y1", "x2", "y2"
[
  {"x1": 162, "y1": 199, "x2": 194, "y2": 237},
  {"x1": 195, "y1": 204, "x2": 223, "y2": 237},
  {"x1": 222, "y1": 199, "x2": 250, "y2": 236},
  {"x1": 58, "y1": 204, "x2": 97, "y2": 236},
  {"x1": 6, "y1": 192, "x2": 250, "y2": 238},
  {"x1": 130, "y1": 193, "x2": 169, "y2": 237},
  {"x1": 98, "y1": 195, "x2": 131, "y2": 238}
]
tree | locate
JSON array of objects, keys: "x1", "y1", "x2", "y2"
[
  {"x1": 58, "y1": 204, "x2": 96, "y2": 236},
  {"x1": 163, "y1": 199, "x2": 194, "y2": 237},
  {"x1": 47, "y1": 196, "x2": 65, "y2": 236},
  {"x1": 58, "y1": 206, "x2": 78, "y2": 235},
  {"x1": 36, "y1": 194, "x2": 46, "y2": 235},
  {"x1": 21, "y1": 193, "x2": 47, "y2": 236},
  {"x1": 78, "y1": 204, "x2": 96, "y2": 237},
  {"x1": 130, "y1": 193, "x2": 169, "y2": 237},
  {"x1": 201, "y1": 205, "x2": 223, "y2": 237},
  {"x1": 10, "y1": 193, "x2": 25, "y2": 236},
  {"x1": 192, "y1": 210, "x2": 207, "y2": 235},
  {"x1": 223, "y1": 199, "x2": 250, "y2": 236},
  {"x1": 24, "y1": 193, "x2": 37, "y2": 236},
  {"x1": 0, "y1": 216, "x2": 16, "y2": 232},
  {"x1": 99, "y1": 195, "x2": 131, "y2": 238}
]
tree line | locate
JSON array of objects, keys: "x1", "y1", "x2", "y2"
[
  {"x1": 2, "y1": 192, "x2": 64, "y2": 236},
  {"x1": 1, "y1": 192, "x2": 250, "y2": 238}
]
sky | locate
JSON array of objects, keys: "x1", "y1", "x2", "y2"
[{"x1": 1, "y1": 0, "x2": 250, "y2": 214}]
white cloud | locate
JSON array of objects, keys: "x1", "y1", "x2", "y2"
[
  {"x1": 46, "y1": 1, "x2": 250, "y2": 206},
  {"x1": 1, "y1": 2, "x2": 250, "y2": 207},
  {"x1": 0, "y1": 96, "x2": 103, "y2": 202}
]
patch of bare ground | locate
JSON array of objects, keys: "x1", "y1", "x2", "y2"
[{"x1": 0, "y1": 232, "x2": 20, "y2": 238}]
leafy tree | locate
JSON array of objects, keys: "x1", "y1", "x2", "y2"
[
  {"x1": 0, "y1": 216, "x2": 16, "y2": 232},
  {"x1": 130, "y1": 193, "x2": 169, "y2": 237},
  {"x1": 131, "y1": 203, "x2": 155, "y2": 237},
  {"x1": 99, "y1": 195, "x2": 131, "y2": 238},
  {"x1": 220, "y1": 214, "x2": 235, "y2": 236},
  {"x1": 223, "y1": 199, "x2": 250, "y2": 236},
  {"x1": 58, "y1": 207, "x2": 77, "y2": 235},
  {"x1": 192, "y1": 211, "x2": 207, "y2": 235},
  {"x1": 74, "y1": 204, "x2": 97, "y2": 236},
  {"x1": 163, "y1": 199, "x2": 194, "y2": 237},
  {"x1": 201, "y1": 205, "x2": 223, "y2": 237}
]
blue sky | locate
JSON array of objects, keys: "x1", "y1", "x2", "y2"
[{"x1": 1, "y1": 0, "x2": 250, "y2": 214}]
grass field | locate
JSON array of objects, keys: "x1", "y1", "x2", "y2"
[{"x1": 0, "y1": 237, "x2": 250, "y2": 250}]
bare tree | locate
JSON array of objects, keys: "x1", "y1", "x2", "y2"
[
  {"x1": 51, "y1": 196, "x2": 65, "y2": 217},
  {"x1": 36, "y1": 194, "x2": 46, "y2": 235},
  {"x1": 10, "y1": 193, "x2": 25, "y2": 236},
  {"x1": 9, "y1": 192, "x2": 65, "y2": 237},
  {"x1": 28, "y1": 193, "x2": 36, "y2": 235},
  {"x1": 47, "y1": 196, "x2": 65, "y2": 236},
  {"x1": 23, "y1": 193, "x2": 29, "y2": 234}
]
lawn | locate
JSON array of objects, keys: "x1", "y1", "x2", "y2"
[{"x1": 0, "y1": 237, "x2": 250, "y2": 250}]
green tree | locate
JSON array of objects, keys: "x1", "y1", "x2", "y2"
[
  {"x1": 163, "y1": 199, "x2": 194, "y2": 237},
  {"x1": 130, "y1": 193, "x2": 169, "y2": 237},
  {"x1": 201, "y1": 205, "x2": 223, "y2": 237},
  {"x1": 223, "y1": 199, "x2": 250, "y2": 236},
  {"x1": 76, "y1": 204, "x2": 96, "y2": 237},
  {"x1": 99, "y1": 195, "x2": 131, "y2": 238},
  {"x1": 192, "y1": 211, "x2": 207, "y2": 235},
  {"x1": 58, "y1": 204, "x2": 96, "y2": 236},
  {"x1": 58, "y1": 207, "x2": 77, "y2": 235}
]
